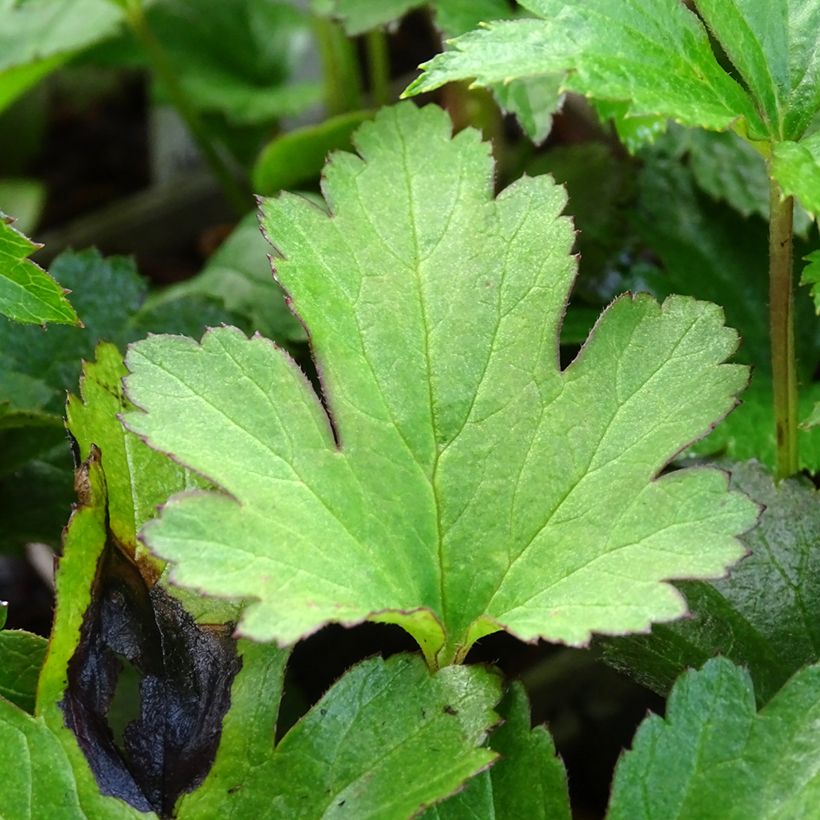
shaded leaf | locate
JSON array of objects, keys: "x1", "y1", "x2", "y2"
[
  {"x1": 0, "y1": 217, "x2": 79, "y2": 325},
  {"x1": 0, "y1": 0, "x2": 124, "y2": 115},
  {"x1": 148, "y1": 0, "x2": 321, "y2": 125},
  {"x1": 253, "y1": 110, "x2": 372, "y2": 195},
  {"x1": 608, "y1": 658, "x2": 820, "y2": 819},
  {"x1": 802, "y1": 249, "x2": 820, "y2": 312},
  {"x1": 631, "y1": 155, "x2": 820, "y2": 470},
  {"x1": 125, "y1": 104, "x2": 756, "y2": 667},
  {"x1": 0, "y1": 627, "x2": 47, "y2": 714},
  {"x1": 148, "y1": 213, "x2": 306, "y2": 343},
  {"x1": 599, "y1": 460, "x2": 819, "y2": 707},
  {"x1": 423, "y1": 682, "x2": 570, "y2": 820},
  {"x1": 180, "y1": 652, "x2": 501, "y2": 819},
  {"x1": 773, "y1": 131, "x2": 820, "y2": 216}
]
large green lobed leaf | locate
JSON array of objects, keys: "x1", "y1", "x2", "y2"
[
  {"x1": 608, "y1": 658, "x2": 820, "y2": 818},
  {"x1": 125, "y1": 103, "x2": 756, "y2": 667}
]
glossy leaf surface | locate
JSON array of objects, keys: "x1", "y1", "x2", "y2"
[{"x1": 125, "y1": 104, "x2": 756, "y2": 666}]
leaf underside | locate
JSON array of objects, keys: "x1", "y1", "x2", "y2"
[{"x1": 125, "y1": 103, "x2": 756, "y2": 667}]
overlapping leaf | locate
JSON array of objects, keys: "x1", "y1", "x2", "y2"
[
  {"x1": 423, "y1": 682, "x2": 571, "y2": 820},
  {"x1": 608, "y1": 658, "x2": 820, "y2": 818},
  {"x1": 405, "y1": 0, "x2": 820, "y2": 204},
  {"x1": 125, "y1": 103, "x2": 756, "y2": 667},
  {"x1": 405, "y1": 0, "x2": 766, "y2": 139},
  {"x1": 599, "y1": 460, "x2": 820, "y2": 706},
  {"x1": 180, "y1": 649, "x2": 501, "y2": 819},
  {"x1": 0, "y1": 217, "x2": 78, "y2": 325}
]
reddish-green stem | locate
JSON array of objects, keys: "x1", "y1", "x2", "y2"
[{"x1": 768, "y1": 177, "x2": 798, "y2": 479}]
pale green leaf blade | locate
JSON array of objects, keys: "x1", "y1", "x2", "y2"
[
  {"x1": 802, "y1": 249, "x2": 820, "y2": 311},
  {"x1": 607, "y1": 658, "x2": 820, "y2": 819},
  {"x1": 804, "y1": 402, "x2": 820, "y2": 428},
  {"x1": 0, "y1": 628, "x2": 47, "y2": 713},
  {"x1": 0, "y1": 178, "x2": 46, "y2": 234},
  {"x1": 772, "y1": 131, "x2": 820, "y2": 215},
  {"x1": 125, "y1": 104, "x2": 757, "y2": 666},
  {"x1": 695, "y1": 0, "x2": 820, "y2": 139},
  {"x1": 0, "y1": 0, "x2": 125, "y2": 114},
  {"x1": 404, "y1": 3, "x2": 766, "y2": 138},
  {"x1": 599, "y1": 460, "x2": 820, "y2": 706},
  {"x1": 424, "y1": 682, "x2": 571, "y2": 820},
  {"x1": 0, "y1": 218, "x2": 79, "y2": 325}
]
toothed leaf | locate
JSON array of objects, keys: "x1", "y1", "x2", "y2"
[{"x1": 125, "y1": 103, "x2": 756, "y2": 667}]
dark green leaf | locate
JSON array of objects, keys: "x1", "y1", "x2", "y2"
[
  {"x1": 424, "y1": 682, "x2": 570, "y2": 820},
  {"x1": 180, "y1": 653, "x2": 501, "y2": 819},
  {"x1": 608, "y1": 658, "x2": 820, "y2": 818},
  {"x1": 599, "y1": 461, "x2": 819, "y2": 706},
  {"x1": 0, "y1": 628, "x2": 47, "y2": 713}
]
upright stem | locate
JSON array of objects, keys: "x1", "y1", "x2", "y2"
[
  {"x1": 124, "y1": 0, "x2": 249, "y2": 214},
  {"x1": 366, "y1": 29, "x2": 390, "y2": 108},
  {"x1": 313, "y1": 15, "x2": 364, "y2": 116},
  {"x1": 768, "y1": 177, "x2": 798, "y2": 479}
]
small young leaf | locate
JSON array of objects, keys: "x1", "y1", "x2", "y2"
[
  {"x1": 125, "y1": 104, "x2": 756, "y2": 667},
  {"x1": 772, "y1": 131, "x2": 820, "y2": 216},
  {"x1": 180, "y1": 652, "x2": 501, "y2": 819},
  {"x1": 607, "y1": 658, "x2": 820, "y2": 819},
  {"x1": 253, "y1": 111, "x2": 373, "y2": 196},
  {"x1": 423, "y1": 682, "x2": 571, "y2": 820},
  {"x1": 599, "y1": 460, "x2": 820, "y2": 706},
  {"x1": 404, "y1": 0, "x2": 766, "y2": 141},
  {"x1": 0, "y1": 217, "x2": 79, "y2": 325}
]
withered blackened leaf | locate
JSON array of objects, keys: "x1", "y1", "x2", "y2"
[{"x1": 61, "y1": 543, "x2": 240, "y2": 817}]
